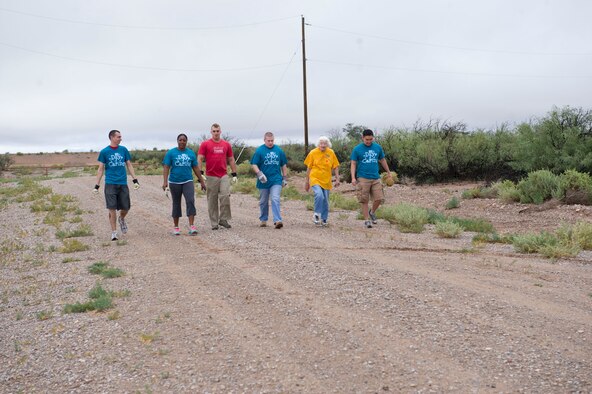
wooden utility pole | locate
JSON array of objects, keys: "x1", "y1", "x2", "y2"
[{"x1": 301, "y1": 15, "x2": 309, "y2": 153}]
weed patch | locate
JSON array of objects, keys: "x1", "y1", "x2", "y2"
[
  {"x1": 60, "y1": 239, "x2": 89, "y2": 253},
  {"x1": 435, "y1": 221, "x2": 464, "y2": 238}
]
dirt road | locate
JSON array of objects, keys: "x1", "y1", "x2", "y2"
[{"x1": 1, "y1": 175, "x2": 591, "y2": 392}]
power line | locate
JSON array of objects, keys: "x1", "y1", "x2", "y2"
[
  {"x1": 309, "y1": 58, "x2": 592, "y2": 79},
  {"x1": 308, "y1": 23, "x2": 592, "y2": 57},
  {"x1": 0, "y1": 6, "x2": 299, "y2": 30},
  {"x1": 235, "y1": 42, "x2": 300, "y2": 162},
  {"x1": 0, "y1": 41, "x2": 291, "y2": 72}
]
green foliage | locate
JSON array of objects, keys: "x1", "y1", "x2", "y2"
[
  {"x1": 426, "y1": 209, "x2": 495, "y2": 233},
  {"x1": 281, "y1": 185, "x2": 307, "y2": 200},
  {"x1": 511, "y1": 106, "x2": 592, "y2": 174},
  {"x1": 571, "y1": 221, "x2": 592, "y2": 250},
  {"x1": 55, "y1": 224, "x2": 93, "y2": 239},
  {"x1": 88, "y1": 261, "x2": 125, "y2": 278},
  {"x1": 435, "y1": 220, "x2": 464, "y2": 238},
  {"x1": 59, "y1": 239, "x2": 89, "y2": 253},
  {"x1": 377, "y1": 203, "x2": 429, "y2": 233},
  {"x1": 554, "y1": 169, "x2": 592, "y2": 204},
  {"x1": 492, "y1": 180, "x2": 521, "y2": 202},
  {"x1": 516, "y1": 170, "x2": 560, "y2": 204},
  {"x1": 445, "y1": 196, "x2": 460, "y2": 210},
  {"x1": 231, "y1": 178, "x2": 258, "y2": 196},
  {"x1": 0, "y1": 153, "x2": 13, "y2": 173},
  {"x1": 63, "y1": 283, "x2": 114, "y2": 313},
  {"x1": 512, "y1": 229, "x2": 580, "y2": 258},
  {"x1": 235, "y1": 161, "x2": 254, "y2": 177}
]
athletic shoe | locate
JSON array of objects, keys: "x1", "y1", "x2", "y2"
[
  {"x1": 118, "y1": 217, "x2": 128, "y2": 234},
  {"x1": 321, "y1": 220, "x2": 328, "y2": 227},
  {"x1": 218, "y1": 220, "x2": 232, "y2": 229},
  {"x1": 189, "y1": 225, "x2": 198, "y2": 235},
  {"x1": 313, "y1": 212, "x2": 321, "y2": 226},
  {"x1": 172, "y1": 227, "x2": 181, "y2": 236},
  {"x1": 111, "y1": 231, "x2": 118, "y2": 241},
  {"x1": 260, "y1": 221, "x2": 267, "y2": 227},
  {"x1": 368, "y1": 210, "x2": 378, "y2": 224},
  {"x1": 211, "y1": 225, "x2": 219, "y2": 230},
  {"x1": 364, "y1": 220, "x2": 373, "y2": 229},
  {"x1": 274, "y1": 221, "x2": 283, "y2": 229}
]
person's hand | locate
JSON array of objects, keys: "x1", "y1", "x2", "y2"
[
  {"x1": 304, "y1": 179, "x2": 310, "y2": 192},
  {"x1": 231, "y1": 172, "x2": 238, "y2": 184},
  {"x1": 256, "y1": 170, "x2": 268, "y2": 183},
  {"x1": 164, "y1": 186, "x2": 170, "y2": 199},
  {"x1": 200, "y1": 170, "x2": 207, "y2": 182},
  {"x1": 93, "y1": 184, "x2": 100, "y2": 194},
  {"x1": 351, "y1": 177, "x2": 357, "y2": 186},
  {"x1": 162, "y1": 182, "x2": 168, "y2": 191},
  {"x1": 132, "y1": 178, "x2": 140, "y2": 190},
  {"x1": 334, "y1": 179, "x2": 341, "y2": 188},
  {"x1": 199, "y1": 179, "x2": 206, "y2": 191},
  {"x1": 282, "y1": 177, "x2": 288, "y2": 187}
]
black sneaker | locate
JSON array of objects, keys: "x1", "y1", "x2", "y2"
[
  {"x1": 274, "y1": 222, "x2": 283, "y2": 229},
  {"x1": 364, "y1": 220, "x2": 372, "y2": 229},
  {"x1": 211, "y1": 225, "x2": 219, "y2": 230},
  {"x1": 218, "y1": 220, "x2": 231, "y2": 229},
  {"x1": 368, "y1": 210, "x2": 378, "y2": 224}
]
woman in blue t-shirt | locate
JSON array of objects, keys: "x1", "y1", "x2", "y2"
[{"x1": 162, "y1": 134, "x2": 206, "y2": 235}]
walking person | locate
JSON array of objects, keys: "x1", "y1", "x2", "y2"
[
  {"x1": 251, "y1": 132, "x2": 288, "y2": 229},
  {"x1": 197, "y1": 123, "x2": 238, "y2": 230},
  {"x1": 350, "y1": 129, "x2": 394, "y2": 228},
  {"x1": 163, "y1": 133, "x2": 206, "y2": 236},
  {"x1": 304, "y1": 136, "x2": 340, "y2": 227},
  {"x1": 93, "y1": 129, "x2": 140, "y2": 241}
]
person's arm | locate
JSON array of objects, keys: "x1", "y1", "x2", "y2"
[
  {"x1": 163, "y1": 165, "x2": 170, "y2": 190},
  {"x1": 192, "y1": 165, "x2": 206, "y2": 190},
  {"x1": 228, "y1": 156, "x2": 237, "y2": 173},
  {"x1": 350, "y1": 160, "x2": 358, "y2": 186},
  {"x1": 251, "y1": 164, "x2": 260, "y2": 173},
  {"x1": 304, "y1": 167, "x2": 311, "y2": 192},
  {"x1": 94, "y1": 162, "x2": 105, "y2": 193},
  {"x1": 197, "y1": 154, "x2": 205, "y2": 174},
  {"x1": 379, "y1": 158, "x2": 392, "y2": 178},
  {"x1": 333, "y1": 166, "x2": 341, "y2": 187},
  {"x1": 281, "y1": 164, "x2": 288, "y2": 178},
  {"x1": 126, "y1": 160, "x2": 138, "y2": 180}
]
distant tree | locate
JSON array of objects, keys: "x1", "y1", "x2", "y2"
[{"x1": 0, "y1": 153, "x2": 14, "y2": 174}]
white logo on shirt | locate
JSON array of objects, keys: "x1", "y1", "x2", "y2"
[
  {"x1": 174, "y1": 153, "x2": 192, "y2": 167},
  {"x1": 361, "y1": 150, "x2": 378, "y2": 164},
  {"x1": 108, "y1": 153, "x2": 125, "y2": 167},
  {"x1": 264, "y1": 152, "x2": 280, "y2": 166}
]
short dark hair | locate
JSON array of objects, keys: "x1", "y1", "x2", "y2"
[
  {"x1": 108, "y1": 130, "x2": 120, "y2": 139},
  {"x1": 177, "y1": 133, "x2": 188, "y2": 141},
  {"x1": 362, "y1": 129, "x2": 374, "y2": 137}
]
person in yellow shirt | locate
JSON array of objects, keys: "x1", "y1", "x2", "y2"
[{"x1": 304, "y1": 136, "x2": 340, "y2": 226}]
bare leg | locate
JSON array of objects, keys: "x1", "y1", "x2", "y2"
[{"x1": 108, "y1": 209, "x2": 117, "y2": 231}]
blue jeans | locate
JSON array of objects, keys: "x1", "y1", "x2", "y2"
[
  {"x1": 311, "y1": 185, "x2": 330, "y2": 221},
  {"x1": 259, "y1": 184, "x2": 282, "y2": 222}
]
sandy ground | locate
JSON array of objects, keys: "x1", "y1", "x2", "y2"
[{"x1": 1, "y1": 173, "x2": 591, "y2": 393}]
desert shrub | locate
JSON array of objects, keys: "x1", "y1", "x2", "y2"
[
  {"x1": 281, "y1": 185, "x2": 306, "y2": 201},
  {"x1": 59, "y1": 239, "x2": 89, "y2": 253},
  {"x1": 572, "y1": 221, "x2": 592, "y2": 249},
  {"x1": 511, "y1": 106, "x2": 592, "y2": 174},
  {"x1": 426, "y1": 209, "x2": 494, "y2": 233},
  {"x1": 435, "y1": 220, "x2": 464, "y2": 238},
  {"x1": 56, "y1": 224, "x2": 93, "y2": 239},
  {"x1": 0, "y1": 154, "x2": 13, "y2": 173},
  {"x1": 380, "y1": 203, "x2": 429, "y2": 233},
  {"x1": 235, "y1": 161, "x2": 254, "y2": 177},
  {"x1": 231, "y1": 178, "x2": 257, "y2": 196},
  {"x1": 553, "y1": 169, "x2": 592, "y2": 204},
  {"x1": 516, "y1": 170, "x2": 560, "y2": 204},
  {"x1": 512, "y1": 231, "x2": 558, "y2": 253},
  {"x1": 445, "y1": 196, "x2": 460, "y2": 210},
  {"x1": 461, "y1": 188, "x2": 481, "y2": 199},
  {"x1": 492, "y1": 180, "x2": 521, "y2": 202}
]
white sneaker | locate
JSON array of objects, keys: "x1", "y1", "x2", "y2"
[
  {"x1": 313, "y1": 212, "x2": 321, "y2": 226},
  {"x1": 111, "y1": 231, "x2": 118, "y2": 241},
  {"x1": 172, "y1": 227, "x2": 180, "y2": 236}
]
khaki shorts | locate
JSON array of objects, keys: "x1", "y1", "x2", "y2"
[{"x1": 356, "y1": 178, "x2": 384, "y2": 204}]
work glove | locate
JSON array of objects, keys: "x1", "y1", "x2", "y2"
[
  {"x1": 231, "y1": 172, "x2": 238, "y2": 184},
  {"x1": 256, "y1": 170, "x2": 268, "y2": 183},
  {"x1": 93, "y1": 184, "x2": 100, "y2": 194},
  {"x1": 282, "y1": 177, "x2": 288, "y2": 187},
  {"x1": 132, "y1": 179, "x2": 140, "y2": 190}
]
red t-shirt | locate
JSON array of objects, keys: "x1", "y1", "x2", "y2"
[{"x1": 198, "y1": 139, "x2": 233, "y2": 178}]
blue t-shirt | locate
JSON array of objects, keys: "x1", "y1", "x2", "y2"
[
  {"x1": 98, "y1": 145, "x2": 131, "y2": 185},
  {"x1": 350, "y1": 142, "x2": 385, "y2": 180},
  {"x1": 250, "y1": 144, "x2": 287, "y2": 189},
  {"x1": 163, "y1": 148, "x2": 197, "y2": 184}
]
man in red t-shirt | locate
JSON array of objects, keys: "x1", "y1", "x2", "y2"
[{"x1": 198, "y1": 123, "x2": 238, "y2": 230}]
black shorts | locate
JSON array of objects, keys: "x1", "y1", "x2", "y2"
[{"x1": 104, "y1": 184, "x2": 131, "y2": 211}]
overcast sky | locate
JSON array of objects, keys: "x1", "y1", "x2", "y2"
[{"x1": 1, "y1": 0, "x2": 591, "y2": 153}]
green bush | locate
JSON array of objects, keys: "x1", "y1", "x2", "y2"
[
  {"x1": 554, "y1": 169, "x2": 592, "y2": 204},
  {"x1": 572, "y1": 221, "x2": 592, "y2": 250},
  {"x1": 378, "y1": 203, "x2": 429, "y2": 233},
  {"x1": 235, "y1": 161, "x2": 254, "y2": 177},
  {"x1": 445, "y1": 196, "x2": 460, "y2": 210},
  {"x1": 516, "y1": 170, "x2": 560, "y2": 204},
  {"x1": 0, "y1": 154, "x2": 13, "y2": 173},
  {"x1": 492, "y1": 180, "x2": 521, "y2": 202},
  {"x1": 435, "y1": 220, "x2": 464, "y2": 238}
]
